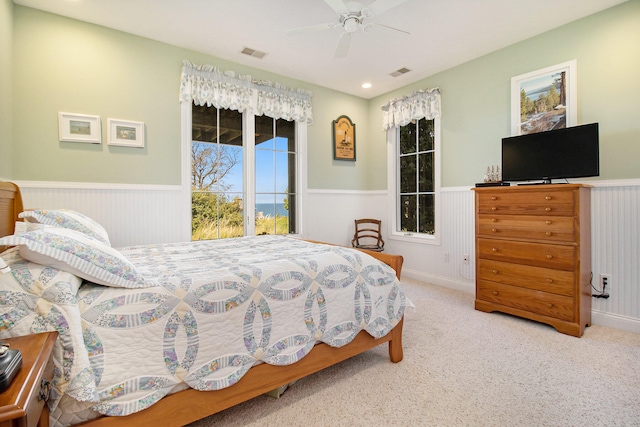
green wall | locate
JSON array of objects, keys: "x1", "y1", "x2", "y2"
[
  {"x1": 370, "y1": 0, "x2": 640, "y2": 187},
  {"x1": 0, "y1": 0, "x2": 12, "y2": 178},
  {"x1": 9, "y1": 1, "x2": 640, "y2": 189},
  {"x1": 11, "y1": 6, "x2": 372, "y2": 189}
]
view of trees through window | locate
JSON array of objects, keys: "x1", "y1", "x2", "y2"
[
  {"x1": 398, "y1": 118, "x2": 435, "y2": 235},
  {"x1": 191, "y1": 104, "x2": 296, "y2": 240}
]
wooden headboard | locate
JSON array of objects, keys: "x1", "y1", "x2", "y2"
[{"x1": 0, "y1": 181, "x2": 24, "y2": 239}]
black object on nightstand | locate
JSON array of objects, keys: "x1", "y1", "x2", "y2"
[{"x1": 0, "y1": 344, "x2": 22, "y2": 393}]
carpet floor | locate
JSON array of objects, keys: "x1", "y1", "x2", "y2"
[{"x1": 187, "y1": 279, "x2": 640, "y2": 426}]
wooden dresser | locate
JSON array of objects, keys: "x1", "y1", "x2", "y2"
[{"x1": 473, "y1": 184, "x2": 592, "y2": 337}]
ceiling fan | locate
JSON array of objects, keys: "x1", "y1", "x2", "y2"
[{"x1": 287, "y1": 0, "x2": 410, "y2": 58}]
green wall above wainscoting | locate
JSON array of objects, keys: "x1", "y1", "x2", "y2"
[{"x1": 7, "y1": 1, "x2": 640, "y2": 189}]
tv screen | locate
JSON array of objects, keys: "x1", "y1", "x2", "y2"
[{"x1": 501, "y1": 123, "x2": 599, "y2": 184}]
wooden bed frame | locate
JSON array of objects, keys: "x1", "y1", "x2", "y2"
[{"x1": 0, "y1": 181, "x2": 405, "y2": 427}]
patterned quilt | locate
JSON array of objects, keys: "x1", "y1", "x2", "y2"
[{"x1": 1, "y1": 236, "x2": 405, "y2": 425}]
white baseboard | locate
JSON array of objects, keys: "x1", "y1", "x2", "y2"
[
  {"x1": 591, "y1": 310, "x2": 640, "y2": 335},
  {"x1": 403, "y1": 269, "x2": 640, "y2": 335},
  {"x1": 402, "y1": 268, "x2": 475, "y2": 294}
]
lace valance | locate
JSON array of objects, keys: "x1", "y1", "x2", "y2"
[
  {"x1": 180, "y1": 60, "x2": 313, "y2": 124},
  {"x1": 381, "y1": 88, "x2": 441, "y2": 130}
]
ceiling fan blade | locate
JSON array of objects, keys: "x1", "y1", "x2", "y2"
[
  {"x1": 323, "y1": 0, "x2": 350, "y2": 15},
  {"x1": 286, "y1": 21, "x2": 339, "y2": 36},
  {"x1": 333, "y1": 32, "x2": 353, "y2": 58},
  {"x1": 364, "y1": 0, "x2": 408, "y2": 16},
  {"x1": 373, "y1": 22, "x2": 410, "y2": 36}
]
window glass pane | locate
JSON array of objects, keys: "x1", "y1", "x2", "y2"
[
  {"x1": 418, "y1": 119, "x2": 434, "y2": 152},
  {"x1": 418, "y1": 152, "x2": 434, "y2": 192},
  {"x1": 275, "y1": 151, "x2": 290, "y2": 193},
  {"x1": 255, "y1": 115, "x2": 274, "y2": 149},
  {"x1": 400, "y1": 195, "x2": 417, "y2": 232},
  {"x1": 399, "y1": 121, "x2": 416, "y2": 154},
  {"x1": 256, "y1": 148, "x2": 275, "y2": 192},
  {"x1": 419, "y1": 194, "x2": 435, "y2": 234},
  {"x1": 399, "y1": 156, "x2": 417, "y2": 193}
]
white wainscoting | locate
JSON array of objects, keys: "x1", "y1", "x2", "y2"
[
  {"x1": 16, "y1": 181, "x2": 189, "y2": 247},
  {"x1": 14, "y1": 180, "x2": 640, "y2": 334}
]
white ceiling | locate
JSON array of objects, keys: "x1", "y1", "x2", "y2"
[{"x1": 14, "y1": 0, "x2": 628, "y2": 99}]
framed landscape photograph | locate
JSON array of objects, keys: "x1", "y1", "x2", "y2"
[
  {"x1": 511, "y1": 59, "x2": 577, "y2": 135},
  {"x1": 332, "y1": 115, "x2": 356, "y2": 161},
  {"x1": 108, "y1": 118, "x2": 145, "y2": 148},
  {"x1": 58, "y1": 112, "x2": 101, "y2": 144}
]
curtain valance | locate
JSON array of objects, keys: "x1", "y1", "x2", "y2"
[
  {"x1": 179, "y1": 60, "x2": 313, "y2": 124},
  {"x1": 381, "y1": 88, "x2": 441, "y2": 130}
]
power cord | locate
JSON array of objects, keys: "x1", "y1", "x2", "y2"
[{"x1": 590, "y1": 271, "x2": 610, "y2": 299}]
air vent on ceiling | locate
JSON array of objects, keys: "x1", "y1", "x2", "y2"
[
  {"x1": 241, "y1": 47, "x2": 266, "y2": 59},
  {"x1": 390, "y1": 67, "x2": 411, "y2": 77}
]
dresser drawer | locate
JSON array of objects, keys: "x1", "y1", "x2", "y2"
[
  {"x1": 477, "y1": 214, "x2": 576, "y2": 242},
  {"x1": 478, "y1": 238, "x2": 575, "y2": 270},
  {"x1": 477, "y1": 189, "x2": 575, "y2": 216},
  {"x1": 477, "y1": 280, "x2": 575, "y2": 322},
  {"x1": 477, "y1": 259, "x2": 574, "y2": 296}
]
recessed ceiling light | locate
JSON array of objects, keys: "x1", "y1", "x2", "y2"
[{"x1": 361, "y1": 82, "x2": 372, "y2": 89}]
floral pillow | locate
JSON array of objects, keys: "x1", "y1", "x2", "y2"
[
  {"x1": 0, "y1": 223, "x2": 154, "y2": 289},
  {"x1": 19, "y1": 209, "x2": 111, "y2": 246}
]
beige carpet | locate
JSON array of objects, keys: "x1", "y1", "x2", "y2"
[{"x1": 188, "y1": 279, "x2": 640, "y2": 426}]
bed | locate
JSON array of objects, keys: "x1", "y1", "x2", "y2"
[{"x1": 0, "y1": 181, "x2": 406, "y2": 427}]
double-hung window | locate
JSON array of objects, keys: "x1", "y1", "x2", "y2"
[{"x1": 384, "y1": 89, "x2": 441, "y2": 244}]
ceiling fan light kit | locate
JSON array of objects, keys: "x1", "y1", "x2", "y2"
[{"x1": 287, "y1": 0, "x2": 410, "y2": 58}]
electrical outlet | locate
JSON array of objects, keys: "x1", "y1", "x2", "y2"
[
  {"x1": 600, "y1": 274, "x2": 611, "y2": 290},
  {"x1": 463, "y1": 254, "x2": 470, "y2": 264}
]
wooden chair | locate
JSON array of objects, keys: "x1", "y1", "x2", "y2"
[{"x1": 351, "y1": 218, "x2": 384, "y2": 252}]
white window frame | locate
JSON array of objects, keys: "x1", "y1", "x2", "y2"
[
  {"x1": 386, "y1": 117, "x2": 441, "y2": 245},
  {"x1": 180, "y1": 101, "x2": 307, "y2": 240}
]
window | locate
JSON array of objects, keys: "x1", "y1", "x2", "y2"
[
  {"x1": 388, "y1": 117, "x2": 440, "y2": 243},
  {"x1": 190, "y1": 105, "x2": 298, "y2": 240},
  {"x1": 255, "y1": 115, "x2": 297, "y2": 235}
]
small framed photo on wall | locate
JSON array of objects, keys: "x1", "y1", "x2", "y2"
[
  {"x1": 58, "y1": 112, "x2": 101, "y2": 144},
  {"x1": 108, "y1": 118, "x2": 145, "y2": 148}
]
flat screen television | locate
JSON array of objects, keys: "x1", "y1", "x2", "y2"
[{"x1": 501, "y1": 123, "x2": 599, "y2": 184}]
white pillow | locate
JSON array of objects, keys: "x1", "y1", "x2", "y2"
[
  {"x1": 0, "y1": 223, "x2": 154, "y2": 289},
  {"x1": 19, "y1": 209, "x2": 111, "y2": 246}
]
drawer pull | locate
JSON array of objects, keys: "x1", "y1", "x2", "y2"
[
  {"x1": 492, "y1": 291, "x2": 498, "y2": 296},
  {"x1": 545, "y1": 196, "x2": 552, "y2": 200},
  {"x1": 491, "y1": 218, "x2": 497, "y2": 222},
  {"x1": 491, "y1": 207, "x2": 497, "y2": 211},
  {"x1": 546, "y1": 278, "x2": 553, "y2": 283},
  {"x1": 492, "y1": 228, "x2": 497, "y2": 233},
  {"x1": 546, "y1": 232, "x2": 552, "y2": 236},
  {"x1": 39, "y1": 378, "x2": 51, "y2": 402},
  {"x1": 546, "y1": 303, "x2": 553, "y2": 308},
  {"x1": 546, "y1": 254, "x2": 553, "y2": 259},
  {"x1": 492, "y1": 248, "x2": 498, "y2": 252},
  {"x1": 491, "y1": 196, "x2": 497, "y2": 201},
  {"x1": 546, "y1": 220, "x2": 552, "y2": 225},
  {"x1": 545, "y1": 207, "x2": 552, "y2": 212},
  {"x1": 491, "y1": 269, "x2": 498, "y2": 274}
]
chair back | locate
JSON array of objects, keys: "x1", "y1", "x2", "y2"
[{"x1": 351, "y1": 218, "x2": 384, "y2": 252}]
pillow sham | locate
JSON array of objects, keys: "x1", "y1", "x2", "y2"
[
  {"x1": 19, "y1": 209, "x2": 111, "y2": 246},
  {"x1": 0, "y1": 223, "x2": 154, "y2": 289}
]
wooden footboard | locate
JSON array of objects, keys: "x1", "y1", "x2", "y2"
[
  {"x1": 75, "y1": 247, "x2": 405, "y2": 427},
  {"x1": 77, "y1": 318, "x2": 404, "y2": 427}
]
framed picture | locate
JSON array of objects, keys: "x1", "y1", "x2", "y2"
[
  {"x1": 511, "y1": 59, "x2": 577, "y2": 135},
  {"x1": 332, "y1": 115, "x2": 356, "y2": 161},
  {"x1": 58, "y1": 112, "x2": 101, "y2": 144},
  {"x1": 108, "y1": 118, "x2": 145, "y2": 148}
]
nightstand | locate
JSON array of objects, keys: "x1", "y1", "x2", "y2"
[{"x1": 0, "y1": 332, "x2": 57, "y2": 427}]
